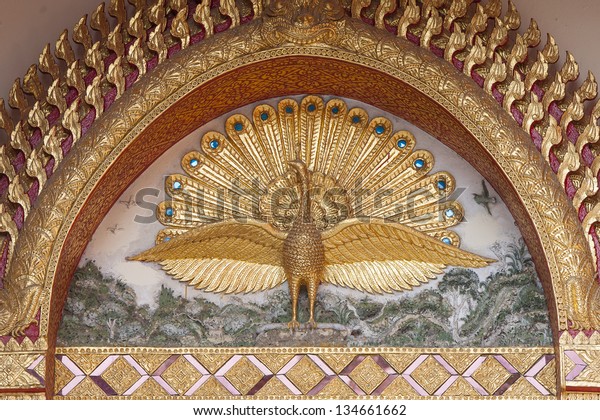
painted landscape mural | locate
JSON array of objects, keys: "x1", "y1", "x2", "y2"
[
  {"x1": 58, "y1": 237, "x2": 551, "y2": 347},
  {"x1": 57, "y1": 97, "x2": 553, "y2": 348}
]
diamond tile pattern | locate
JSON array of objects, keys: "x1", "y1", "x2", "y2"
[
  {"x1": 161, "y1": 356, "x2": 203, "y2": 395},
  {"x1": 286, "y1": 356, "x2": 326, "y2": 394},
  {"x1": 0, "y1": 354, "x2": 42, "y2": 388},
  {"x1": 471, "y1": 357, "x2": 513, "y2": 395},
  {"x1": 101, "y1": 357, "x2": 142, "y2": 395},
  {"x1": 348, "y1": 356, "x2": 388, "y2": 394},
  {"x1": 53, "y1": 349, "x2": 556, "y2": 399},
  {"x1": 224, "y1": 357, "x2": 263, "y2": 395},
  {"x1": 410, "y1": 356, "x2": 451, "y2": 395}
]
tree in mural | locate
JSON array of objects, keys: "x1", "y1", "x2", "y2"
[
  {"x1": 376, "y1": 289, "x2": 454, "y2": 347},
  {"x1": 438, "y1": 268, "x2": 481, "y2": 342},
  {"x1": 459, "y1": 239, "x2": 549, "y2": 346},
  {"x1": 505, "y1": 238, "x2": 533, "y2": 275},
  {"x1": 59, "y1": 261, "x2": 151, "y2": 345}
]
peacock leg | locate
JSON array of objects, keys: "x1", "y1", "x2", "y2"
[
  {"x1": 307, "y1": 279, "x2": 318, "y2": 329},
  {"x1": 287, "y1": 278, "x2": 301, "y2": 331}
]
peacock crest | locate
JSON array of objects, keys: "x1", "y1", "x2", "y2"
[
  {"x1": 132, "y1": 96, "x2": 493, "y2": 329},
  {"x1": 155, "y1": 96, "x2": 462, "y2": 245}
]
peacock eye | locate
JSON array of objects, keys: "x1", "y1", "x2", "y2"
[{"x1": 414, "y1": 158, "x2": 425, "y2": 169}]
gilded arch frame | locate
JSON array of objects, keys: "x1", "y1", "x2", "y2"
[{"x1": 0, "y1": 0, "x2": 599, "y2": 399}]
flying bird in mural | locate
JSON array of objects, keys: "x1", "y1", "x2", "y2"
[
  {"x1": 106, "y1": 224, "x2": 124, "y2": 234},
  {"x1": 473, "y1": 179, "x2": 497, "y2": 216},
  {"x1": 130, "y1": 97, "x2": 494, "y2": 330},
  {"x1": 119, "y1": 196, "x2": 137, "y2": 209}
]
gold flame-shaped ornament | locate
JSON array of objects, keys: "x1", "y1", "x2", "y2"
[{"x1": 131, "y1": 96, "x2": 494, "y2": 329}]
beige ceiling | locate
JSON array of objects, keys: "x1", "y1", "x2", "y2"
[{"x1": 0, "y1": 0, "x2": 598, "y2": 103}]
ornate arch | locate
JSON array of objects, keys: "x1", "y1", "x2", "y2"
[{"x1": 0, "y1": 0, "x2": 598, "y2": 399}]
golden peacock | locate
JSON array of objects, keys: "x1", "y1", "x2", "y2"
[{"x1": 130, "y1": 96, "x2": 494, "y2": 330}]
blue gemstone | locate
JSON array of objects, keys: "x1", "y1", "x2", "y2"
[
  {"x1": 442, "y1": 237, "x2": 452, "y2": 245},
  {"x1": 190, "y1": 158, "x2": 199, "y2": 168},
  {"x1": 437, "y1": 179, "x2": 446, "y2": 190},
  {"x1": 234, "y1": 122, "x2": 243, "y2": 132},
  {"x1": 260, "y1": 112, "x2": 269, "y2": 121},
  {"x1": 397, "y1": 139, "x2": 407, "y2": 149},
  {"x1": 414, "y1": 158, "x2": 425, "y2": 169},
  {"x1": 352, "y1": 115, "x2": 361, "y2": 124},
  {"x1": 445, "y1": 208, "x2": 455, "y2": 218},
  {"x1": 209, "y1": 140, "x2": 220, "y2": 150},
  {"x1": 165, "y1": 207, "x2": 174, "y2": 217},
  {"x1": 332, "y1": 106, "x2": 339, "y2": 115},
  {"x1": 164, "y1": 236, "x2": 171, "y2": 242},
  {"x1": 173, "y1": 181, "x2": 182, "y2": 190},
  {"x1": 307, "y1": 104, "x2": 316, "y2": 112},
  {"x1": 375, "y1": 125, "x2": 385, "y2": 135},
  {"x1": 285, "y1": 106, "x2": 293, "y2": 114}
]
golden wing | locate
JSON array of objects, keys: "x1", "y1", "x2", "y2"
[
  {"x1": 321, "y1": 219, "x2": 495, "y2": 294},
  {"x1": 129, "y1": 220, "x2": 287, "y2": 294}
]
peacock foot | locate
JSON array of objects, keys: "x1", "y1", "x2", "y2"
[
  {"x1": 287, "y1": 320, "x2": 301, "y2": 331},
  {"x1": 307, "y1": 320, "x2": 317, "y2": 330}
]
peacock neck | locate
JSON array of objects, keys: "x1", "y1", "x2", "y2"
[{"x1": 297, "y1": 177, "x2": 311, "y2": 224}]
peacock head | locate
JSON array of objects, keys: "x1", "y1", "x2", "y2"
[{"x1": 288, "y1": 160, "x2": 311, "y2": 189}]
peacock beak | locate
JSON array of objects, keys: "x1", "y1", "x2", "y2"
[
  {"x1": 287, "y1": 160, "x2": 304, "y2": 176},
  {"x1": 287, "y1": 160, "x2": 309, "y2": 187},
  {"x1": 287, "y1": 160, "x2": 303, "y2": 170}
]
